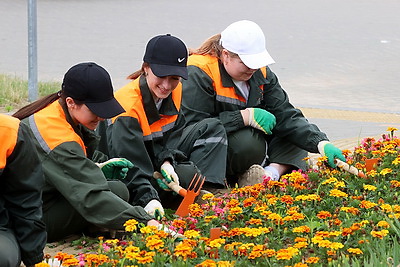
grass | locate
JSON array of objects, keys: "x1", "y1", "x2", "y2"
[{"x1": 0, "y1": 74, "x2": 60, "y2": 113}]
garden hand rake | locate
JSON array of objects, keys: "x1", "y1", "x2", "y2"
[
  {"x1": 153, "y1": 171, "x2": 187, "y2": 197},
  {"x1": 175, "y1": 174, "x2": 206, "y2": 217}
]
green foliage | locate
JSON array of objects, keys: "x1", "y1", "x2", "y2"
[{"x1": 0, "y1": 73, "x2": 60, "y2": 112}]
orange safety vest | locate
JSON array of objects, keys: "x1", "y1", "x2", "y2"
[
  {"x1": 112, "y1": 78, "x2": 182, "y2": 140},
  {"x1": 188, "y1": 54, "x2": 267, "y2": 105},
  {"x1": 28, "y1": 101, "x2": 87, "y2": 155},
  {"x1": 0, "y1": 114, "x2": 19, "y2": 169}
]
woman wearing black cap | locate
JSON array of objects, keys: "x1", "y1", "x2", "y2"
[
  {"x1": 13, "y1": 62, "x2": 160, "y2": 242},
  {"x1": 97, "y1": 34, "x2": 228, "y2": 213}
]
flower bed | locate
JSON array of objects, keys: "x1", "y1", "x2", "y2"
[{"x1": 38, "y1": 128, "x2": 400, "y2": 267}]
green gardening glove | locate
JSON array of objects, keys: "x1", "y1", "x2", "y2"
[
  {"x1": 96, "y1": 158, "x2": 134, "y2": 180},
  {"x1": 247, "y1": 108, "x2": 276, "y2": 135},
  {"x1": 318, "y1": 141, "x2": 346, "y2": 168}
]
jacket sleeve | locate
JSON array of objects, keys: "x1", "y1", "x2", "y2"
[
  {"x1": 2, "y1": 122, "x2": 46, "y2": 266},
  {"x1": 261, "y1": 68, "x2": 329, "y2": 153},
  {"x1": 107, "y1": 116, "x2": 161, "y2": 207},
  {"x1": 182, "y1": 65, "x2": 245, "y2": 133},
  {"x1": 44, "y1": 140, "x2": 153, "y2": 228}
]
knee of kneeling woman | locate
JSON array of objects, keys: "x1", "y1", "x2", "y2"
[{"x1": 228, "y1": 128, "x2": 266, "y2": 160}]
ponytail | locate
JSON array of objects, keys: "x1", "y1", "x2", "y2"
[
  {"x1": 13, "y1": 91, "x2": 61, "y2": 120},
  {"x1": 189, "y1": 34, "x2": 223, "y2": 58}
]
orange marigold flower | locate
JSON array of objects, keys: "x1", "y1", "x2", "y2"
[
  {"x1": 174, "y1": 242, "x2": 194, "y2": 260},
  {"x1": 195, "y1": 259, "x2": 216, "y2": 267},
  {"x1": 248, "y1": 218, "x2": 263, "y2": 225},
  {"x1": 359, "y1": 200, "x2": 377, "y2": 209},
  {"x1": 390, "y1": 180, "x2": 400, "y2": 187},
  {"x1": 377, "y1": 221, "x2": 390, "y2": 228},
  {"x1": 317, "y1": 211, "x2": 332, "y2": 219},
  {"x1": 293, "y1": 241, "x2": 308, "y2": 249},
  {"x1": 280, "y1": 195, "x2": 294, "y2": 204},
  {"x1": 306, "y1": 257, "x2": 320, "y2": 263},
  {"x1": 293, "y1": 263, "x2": 308, "y2": 267},
  {"x1": 229, "y1": 206, "x2": 243, "y2": 215},
  {"x1": 146, "y1": 238, "x2": 164, "y2": 250},
  {"x1": 371, "y1": 229, "x2": 389, "y2": 239},
  {"x1": 348, "y1": 248, "x2": 363, "y2": 254},
  {"x1": 292, "y1": 225, "x2": 311, "y2": 233},
  {"x1": 329, "y1": 189, "x2": 348, "y2": 198},
  {"x1": 243, "y1": 197, "x2": 256, "y2": 207}
]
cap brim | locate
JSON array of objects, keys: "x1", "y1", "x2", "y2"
[
  {"x1": 150, "y1": 63, "x2": 188, "y2": 80},
  {"x1": 85, "y1": 98, "x2": 125, "y2": 119},
  {"x1": 239, "y1": 50, "x2": 275, "y2": 69}
]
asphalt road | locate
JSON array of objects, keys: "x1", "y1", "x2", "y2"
[{"x1": 1, "y1": 0, "x2": 399, "y2": 140}]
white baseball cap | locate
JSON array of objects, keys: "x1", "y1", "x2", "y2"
[{"x1": 220, "y1": 20, "x2": 275, "y2": 69}]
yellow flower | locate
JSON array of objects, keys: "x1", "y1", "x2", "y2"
[
  {"x1": 184, "y1": 230, "x2": 201, "y2": 239},
  {"x1": 371, "y1": 229, "x2": 389, "y2": 239},
  {"x1": 293, "y1": 225, "x2": 311, "y2": 233},
  {"x1": 390, "y1": 180, "x2": 400, "y2": 187},
  {"x1": 329, "y1": 242, "x2": 344, "y2": 250},
  {"x1": 363, "y1": 184, "x2": 377, "y2": 191},
  {"x1": 380, "y1": 168, "x2": 392, "y2": 176},
  {"x1": 306, "y1": 257, "x2": 320, "y2": 263},
  {"x1": 229, "y1": 206, "x2": 243, "y2": 215},
  {"x1": 140, "y1": 225, "x2": 157, "y2": 234},
  {"x1": 209, "y1": 238, "x2": 226, "y2": 248},
  {"x1": 201, "y1": 193, "x2": 214, "y2": 201},
  {"x1": 348, "y1": 248, "x2": 363, "y2": 254},
  {"x1": 387, "y1": 127, "x2": 398, "y2": 132},
  {"x1": 329, "y1": 189, "x2": 348, "y2": 198},
  {"x1": 124, "y1": 219, "x2": 138, "y2": 232},
  {"x1": 174, "y1": 242, "x2": 194, "y2": 260},
  {"x1": 377, "y1": 221, "x2": 390, "y2": 228},
  {"x1": 275, "y1": 247, "x2": 299, "y2": 260},
  {"x1": 359, "y1": 200, "x2": 378, "y2": 209},
  {"x1": 146, "y1": 238, "x2": 164, "y2": 250},
  {"x1": 248, "y1": 218, "x2": 263, "y2": 225}
]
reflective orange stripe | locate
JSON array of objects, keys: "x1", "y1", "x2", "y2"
[
  {"x1": 113, "y1": 79, "x2": 181, "y2": 139},
  {"x1": 30, "y1": 101, "x2": 86, "y2": 155},
  {"x1": 0, "y1": 115, "x2": 19, "y2": 169},
  {"x1": 188, "y1": 54, "x2": 267, "y2": 104}
]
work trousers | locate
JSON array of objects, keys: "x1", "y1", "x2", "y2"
[
  {"x1": 152, "y1": 118, "x2": 228, "y2": 209},
  {"x1": 43, "y1": 180, "x2": 129, "y2": 242},
  {"x1": 0, "y1": 228, "x2": 21, "y2": 267},
  {"x1": 226, "y1": 127, "x2": 308, "y2": 185}
]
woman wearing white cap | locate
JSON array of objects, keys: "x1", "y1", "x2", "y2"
[
  {"x1": 97, "y1": 34, "x2": 228, "y2": 212},
  {"x1": 13, "y1": 62, "x2": 160, "y2": 242},
  {"x1": 181, "y1": 20, "x2": 345, "y2": 186}
]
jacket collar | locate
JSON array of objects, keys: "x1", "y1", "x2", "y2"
[
  {"x1": 139, "y1": 75, "x2": 179, "y2": 125},
  {"x1": 219, "y1": 62, "x2": 270, "y2": 106}
]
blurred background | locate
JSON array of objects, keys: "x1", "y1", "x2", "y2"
[{"x1": 1, "y1": 0, "x2": 399, "y2": 141}]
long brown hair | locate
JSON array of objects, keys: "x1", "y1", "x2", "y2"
[
  {"x1": 189, "y1": 34, "x2": 223, "y2": 58},
  {"x1": 126, "y1": 62, "x2": 149, "y2": 80},
  {"x1": 13, "y1": 92, "x2": 62, "y2": 120}
]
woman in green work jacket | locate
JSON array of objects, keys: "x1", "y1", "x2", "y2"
[
  {"x1": 181, "y1": 20, "x2": 346, "y2": 186},
  {"x1": 0, "y1": 114, "x2": 46, "y2": 267},
  {"x1": 13, "y1": 62, "x2": 159, "y2": 242},
  {"x1": 97, "y1": 34, "x2": 228, "y2": 211}
]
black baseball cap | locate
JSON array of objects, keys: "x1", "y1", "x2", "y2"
[
  {"x1": 62, "y1": 62, "x2": 125, "y2": 119},
  {"x1": 143, "y1": 34, "x2": 188, "y2": 79}
]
